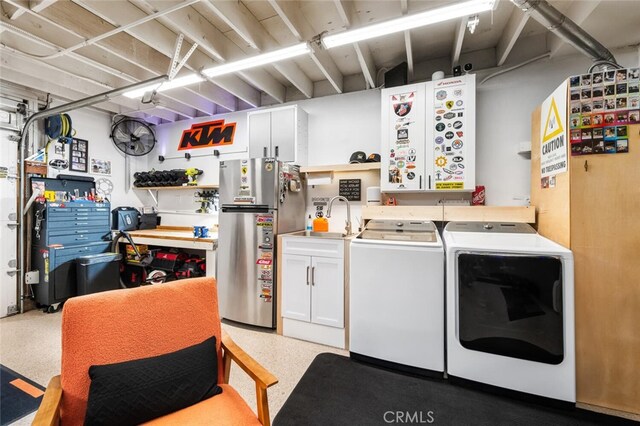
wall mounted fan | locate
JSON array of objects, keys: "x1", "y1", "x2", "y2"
[{"x1": 110, "y1": 118, "x2": 156, "y2": 156}]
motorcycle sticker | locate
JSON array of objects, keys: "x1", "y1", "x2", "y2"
[
  {"x1": 456, "y1": 131, "x2": 464, "y2": 137},
  {"x1": 397, "y1": 129, "x2": 408, "y2": 140},
  {"x1": 445, "y1": 131, "x2": 454, "y2": 139},
  {"x1": 435, "y1": 123, "x2": 445, "y2": 132},
  {"x1": 452, "y1": 140, "x2": 464, "y2": 149},
  {"x1": 392, "y1": 92, "x2": 414, "y2": 116},
  {"x1": 435, "y1": 116, "x2": 443, "y2": 121},
  {"x1": 407, "y1": 172, "x2": 415, "y2": 180},
  {"x1": 435, "y1": 156, "x2": 447, "y2": 167},
  {"x1": 446, "y1": 100, "x2": 454, "y2": 109},
  {"x1": 452, "y1": 156, "x2": 464, "y2": 162},
  {"x1": 456, "y1": 100, "x2": 464, "y2": 106},
  {"x1": 454, "y1": 89, "x2": 463, "y2": 97},
  {"x1": 443, "y1": 112, "x2": 456, "y2": 119},
  {"x1": 435, "y1": 136, "x2": 444, "y2": 144},
  {"x1": 453, "y1": 121, "x2": 463, "y2": 129},
  {"x1": 436, "y1": 90, "x2": 447, "y2": 100}
]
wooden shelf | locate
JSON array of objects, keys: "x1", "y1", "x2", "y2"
[
  {"x1": 362, "y1": 205, "x2": 536, "y2": 223},
  {"x1": 133, "y1": 185, "x2": 218, "y2": 190},
  {"x1": 300, "y1": 163, "x2": 381, "y2": 173}
]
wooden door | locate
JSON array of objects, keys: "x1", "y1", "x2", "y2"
[{"x1": 570, "y1": 124, "x2": 640, "y2": 413}]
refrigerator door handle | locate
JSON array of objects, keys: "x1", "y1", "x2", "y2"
[
  {"x1": 275, "y1": 145, "x2": 279, "y2": 157},
  {"x1": 306, "y1": 266, "x2": 310, "y2": 285},
  {"x1": 221, "y1": 204, "x2": 270, "y2": 213},
  {"x1": 311, "y1": 266, "x2": 315, "y2": 286},
  {"x1": 263, "y1": 146, "x2": 268, "y2": 157}
]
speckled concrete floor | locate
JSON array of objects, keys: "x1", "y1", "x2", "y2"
[{"x1": 0, "y1": 309, "x2": 346, "y2": 425}]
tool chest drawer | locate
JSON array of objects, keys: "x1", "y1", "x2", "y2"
[{"x1": 33, "y1": 201, "x2": 111, "y2": 245}]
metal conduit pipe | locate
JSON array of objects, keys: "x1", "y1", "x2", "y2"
[
  {"x1": 510, "y1": 0, "x2": 618, "y2": 65},
  {"x1": 17, "y1": 74, "x2": 168, "y2": 314}
]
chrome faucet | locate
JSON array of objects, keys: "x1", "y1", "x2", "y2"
[{"x1": 326, "y1": 195, "x2": 352, "y2": 236}]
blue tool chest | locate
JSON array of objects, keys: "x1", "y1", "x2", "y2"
[{"x1": 32, "y1": 200, "x2": 111, "y2": 307}]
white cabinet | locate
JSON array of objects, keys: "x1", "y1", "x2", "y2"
[
  {"x1": 380, "y1": 74, "x2": 476, "y2": 192},
  {"x1": 281, "y1": 235, "x2": 346, "y2": 348},
  {"x1": 248, "y1": 105, "x2": 308, "y2": 164}
]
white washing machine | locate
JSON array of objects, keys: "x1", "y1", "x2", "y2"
[
  {"x1": 350, "y1": 220, "x2": 444, "y2": 375},
  {"x1": 443, "y1": 222, "x2": 575, "y2": 402}
]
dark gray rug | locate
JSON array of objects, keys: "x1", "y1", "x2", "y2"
[{"x1": 274, "y1": 353, "x2": 637, "y2": 426}]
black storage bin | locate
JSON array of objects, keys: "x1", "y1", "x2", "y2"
[{"x1": 76, "y1": 253, "x2": 122, "y2": 296}]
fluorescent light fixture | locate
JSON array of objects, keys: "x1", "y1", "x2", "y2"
[
  {"x1": 123, "y1": 74, "x2": 204, "y2": 98},
  {"x1": 123, "y1": 43, "x2": 310, "y2": 99},
  {"x1": 322, "y1": 0, "x2": 496, "y2": 49},
  {"x1": 203, "y1": 42, "x2": 310, "y2": 78}
]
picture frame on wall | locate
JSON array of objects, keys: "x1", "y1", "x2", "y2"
[{"x1": 69, "y1": 138, "x2": 89, "y2": 172}]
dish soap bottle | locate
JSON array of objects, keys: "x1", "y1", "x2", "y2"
[
  {"x1": 313, "y1": 215, "x2": 329, "y2": 232},
  {"x1": 305, "y1": 215, "x2": 313, "y2": 236}
]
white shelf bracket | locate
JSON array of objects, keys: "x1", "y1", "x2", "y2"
[{"x1": 147, "y1": 189, "x2": 159, "y2": 207}]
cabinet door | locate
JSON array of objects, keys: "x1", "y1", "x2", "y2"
[
  {"x1": 282, "y1": 254, "x2": 311, "y2": 322},
  {"x1": 248, "y1": 112, "x2": 272, "y2": 159},
  {"x1": 380, "y1": 83, "x2": 427, "y2": 191},
  {"x1": 311, "y1": 256, "x2": 344, "y2": 328},
  {"x1": 427, "y1": 74, "x2": 476, "y2": 191},
  {"x1": 271, "y1": 107, "x2": 296, "y2": 162}
]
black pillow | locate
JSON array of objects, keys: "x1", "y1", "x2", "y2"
[{"x1": 84, "y1": 336, "x2": 222, "y2": 426}]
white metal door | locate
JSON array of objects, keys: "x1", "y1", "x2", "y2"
[
  {"x1": 248, "y1": 112, "x2": 272, "y2": 159},
  {"x1": 380, "y1": 83, "x2": 427, "y2": 192},
  {"x1": 281, "y1": 253, "x2": 311, "y2": 322},
  {"x1": 0, "y1": 127, "x2": 19, "y2": 317},
  {"x1": 270, "y1": 107, "x2": 296, "y2": 162},
  {"x1": 311, "y1": 256, "x2": 344, "y2": 328}
]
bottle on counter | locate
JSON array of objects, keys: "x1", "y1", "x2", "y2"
[
  {"x1": 305, "y1": 214, "x2": 313, "y2": 236},
  {"x1": 313, "y1": 216, "x2": 329, "y2": 232}
]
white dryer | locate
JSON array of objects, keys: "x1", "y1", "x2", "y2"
[
  {"x1": 443, "y1": 222, "x2": 575, "y2": 402},
  {"x1": 350, "y1": 220, "x2": 444, "y2": 375}
]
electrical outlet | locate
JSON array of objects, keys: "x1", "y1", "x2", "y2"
[
  {"x1": 7, "y1": 305, "x2": 18, "y2": 315},
  {"x1": 25, "y1": 270, "x2": 39, "y2": 285}
]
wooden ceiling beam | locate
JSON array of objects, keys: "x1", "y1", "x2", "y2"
[
  {"x1": 72, "y1": 0, "x2": 262, "y2": 108},
  {"x1": 452, "y1": 18, "x2": 466, "y2": 67},
  {"x1": 332, "y1": 0, "x2": 376, "y2": 89},
  {"x1": 29, "y1": 0, "x2": 58, "y2": 13},
  {"x1": 268, "y1": 0, "x2": 344, "y2": 94},
  {"x1": 496, "y1": 7, "x2": 529, "y2": 66},
  {"x1": 0, "y1": 52, "x2": 178, "y2": 122},
  {"x1": 137, "y1": 0, "x2": 286, "y2": 104},
  {"x1": 400, "y1": 0, "x2": 414, "y2": 81},
  {"x1": 201, "y1": 0, "x2": 314, "y2": 98},
  {"x1": 0, "y1": 15, "x2": 213, "y2": 118}
]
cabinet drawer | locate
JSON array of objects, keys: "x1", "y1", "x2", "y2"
[
  {"x1": 49, "y1": 232, "x2": 108, "y2": 245},
  {"x1": 51, "y1": 242, "x2": 111, "y2": 258},
  {"x1": 282, "y1": 236, "x2": 344, "y2": 258},
  {"x1": 47, "y1": 219, "x2": 109, "y2": 229}
]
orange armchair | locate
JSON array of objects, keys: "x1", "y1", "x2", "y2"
[{"x1": 32, "y1": 277, "x2": 277, "y2": 426}]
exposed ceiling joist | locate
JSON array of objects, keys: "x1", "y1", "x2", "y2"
[
  {"x1": 333, "y1": 0, "x2": 376, "y2": 89},
  {"x1": 139, "y1": 0, "x2": 286, "y2": 103},
  {"x1": 201, "y1": 0, "x2": 314, "y2": 98},
  {"x1": 548, "y1": 0, "x2": 601, "y2": 57},
  {"x1": 1, "y1": 51, "x2": 179, "y2": 122},
  {"x1": 400, "y1": 0, "x2": 414, "y2": 80},
  {"x1": 268, "y1": 0, "x2": 344, "y2": 94},
  {"x1": 29, "y1": 0, "x2": 58, "y2": 13},
  {"x1": 72, "y1": 0, "x2": 262, "y2": 108},
  {"x1": 1, "y1": 0, "x2": 232, "y2": 113},
  {"x1": 496, "y1": 7, "x2": 529, "y2": 66},
  {"x1": 1, "y1": 23, "x2": 216, "y2": 118},
  {"x1": 452, "y1": 18, "x2": 466, "y2": 66},
  {"x1": 200, "y1": 0, "x2": 262, "y2": 50}
]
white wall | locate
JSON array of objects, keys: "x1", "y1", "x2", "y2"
[
  {"x1": 149, "y1": 46, "x2": 640, "y2": 227},
  {"x1": 45, "y1": 107, "x2": 146, "y2": 209}
]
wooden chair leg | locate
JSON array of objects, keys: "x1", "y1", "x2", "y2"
[
  {"x1": 223, "y1": 351, "x2": 232, "y2": 384},
  {"x1": 256, "y1": 385, "x2": 270, "y2": 426}
]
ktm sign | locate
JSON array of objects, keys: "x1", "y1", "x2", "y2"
[{"x1": 178, "y1": 119, "x2": 236, "y2": 151}]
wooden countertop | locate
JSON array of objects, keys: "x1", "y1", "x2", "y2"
[{"x1": 127, "y1": 226, "x2": 218, "y2": 244}]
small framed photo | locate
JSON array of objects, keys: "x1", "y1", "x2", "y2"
[
  {"x1": 592, "y1": 114, "x2": 603, "y2": 126},
  {"x1": 629, "y1": 110, "x2": 639, "y2": 123},
  {"x1": 616, "y1": 97, "x2": 628, "y2": 109},
  {"x1": 616, "y1": 69, "x2": 627, "y2": 82},
  {"x1": 629, "y1": 68, "x2": 640, "y2": 80},
  {"x1": 570, "y1": 89, "x2": 581, "y2": 101},
  {"x1": 569, "y1": 76, "x2": 581, "y2": 87},
  {"x1": 592, "y1": 87, "x2": 604, "y2": 98},
  {"x1": 604, "y1": 85, "x2": 615, "y2": 96},
  {"x1": 604, "y1": 70, "x2": 616, "y2": 82},
  {"x1": 616, "y1": 138, "x2": 629, "y2": 153},
  {"x1": 604, "y1": 98, "x2": 616, "y2": 110},
  {"x1": 592, "y1": 72, "x2": 603, "y2": 85},
  {"x1": 581, "y1": 74, "x2": 592, "y2": 86},
  {"x1": 616, "y1": 126, "x2": 628, "y2": 138},
  {"x1": 581, "y1": 101, "x2": 592, "y2": 113},
  {"x1": 616, "y1": 83, "x2": 628, "y2": 94}
]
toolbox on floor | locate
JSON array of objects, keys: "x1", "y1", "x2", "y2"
[{"x1": 76, "y1": 253, "x2": 122, "y2": 296}]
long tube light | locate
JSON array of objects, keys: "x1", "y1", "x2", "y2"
[
  {"x1": 122, "y1": 43, "x2": 310, "y2": 99},
  {"x1": 203, "y1": 42, "x2": 310, "y2": 77},
  {"x1": 322, "y1": 0, "x2": 496, "y2": 49}
]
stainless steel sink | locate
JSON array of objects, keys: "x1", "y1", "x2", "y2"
[{"x1": 309, "y1": 232, "x2": 347, "y2": 238}]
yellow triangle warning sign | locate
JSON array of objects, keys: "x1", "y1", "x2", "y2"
[{"x1": 542, "y1": 97, "x2": 564, "y2": 142}]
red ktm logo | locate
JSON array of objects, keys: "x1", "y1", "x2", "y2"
[{"x1": 178, "y1": 119, "x2": 236, "y2": 151}]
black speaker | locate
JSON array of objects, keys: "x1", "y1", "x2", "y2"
[{"x1": 384, "y1": 62, "x2": 408, "y2": 88}]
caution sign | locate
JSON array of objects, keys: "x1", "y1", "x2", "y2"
[{"x1": 540, "y1": 81, "x2": 568, "y2": 179}]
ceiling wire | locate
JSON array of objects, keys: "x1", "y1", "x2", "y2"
[{"x1": 480, "y1": 53, "x2": 551, "y2": 85}]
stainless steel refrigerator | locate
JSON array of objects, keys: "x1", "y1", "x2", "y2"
[{"x1": 217, "y1": 158, "x2": 305, "y2": 328}]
